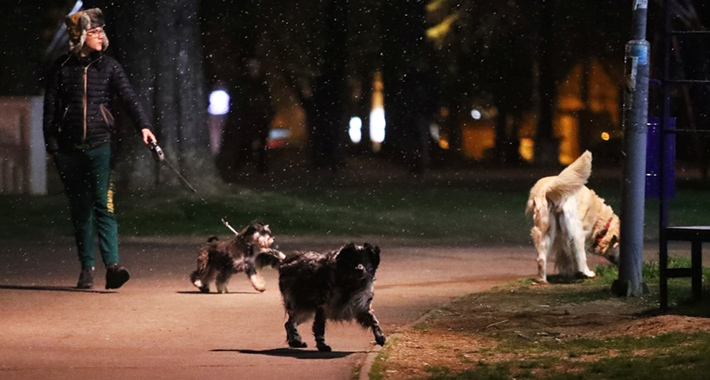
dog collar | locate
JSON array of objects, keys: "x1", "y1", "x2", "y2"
[{"x1": 595, "y1": 217, "x2": 614, "y2": 245}]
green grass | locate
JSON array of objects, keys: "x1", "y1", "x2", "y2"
[
  {"x1": 593, "y1": 256, "x2": 710, "y2": 284},
  {"x1": 0, "y1": 183, "x2": 533, "y2": 241},
  {"x1": 369, "y1": 337, "x2": 396, "y2": 380},
  {"x1": 442, "y1": 332, "x2": 710, "y2": 380},
  {"x1": 1, "y1": 179, "x2": 708, "y2": 243}
]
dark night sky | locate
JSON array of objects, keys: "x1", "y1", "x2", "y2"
[
  {"x1": 0, "y1": 1, "x2": 54, "y2": 96},
  {"x1": 2, "y1": 0, "x2": 709, "y2": 98}
]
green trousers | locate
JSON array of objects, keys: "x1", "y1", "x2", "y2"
[{"x1": 54, "y1": 144, "x2": 119, "y2": 269}]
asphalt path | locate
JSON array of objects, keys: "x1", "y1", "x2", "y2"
[{"x1": 0, "y1": 236, "x2": 611, "y2": 380}]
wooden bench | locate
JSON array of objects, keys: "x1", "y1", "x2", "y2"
[{"x1": 660, "y1": 226, "x2": 710, "y2": 309}]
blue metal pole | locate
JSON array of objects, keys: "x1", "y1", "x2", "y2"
[{"x1": 613, "y1": 0, "x2": 650, "y2": 296}]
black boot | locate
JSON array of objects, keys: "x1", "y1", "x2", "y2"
[
  {"x1": 105, "y1": 263, "x2": 130, "y2": 289},
  {"x1": 77, "y1": 266, "x2": 94, "y2": 289}
]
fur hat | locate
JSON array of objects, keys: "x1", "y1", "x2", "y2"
[{"x1": 65, "y1": 8, "x2": 109, "y2": 54}]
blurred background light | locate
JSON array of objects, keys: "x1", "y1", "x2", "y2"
[
  {"x1": 208, "y1": 90, "x2": 230, "y2": 115},
  {"x1": 349, "y1": 116, "x2": 362, "y2": 143},
  {"x1": 370, "y1": 107, "x2": 386, "y2": 143}
]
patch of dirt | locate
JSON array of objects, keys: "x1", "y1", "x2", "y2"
[
  {"x1": 382, "y1": 283, "x2": 710, "y2": 380},
  {"x1": 618, "y1": 315, "x2": 710, "y2": 337}
]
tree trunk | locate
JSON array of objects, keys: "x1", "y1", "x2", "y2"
[
  {"x1": 110, "y1": 0, "x2": 217, "y2": 192},
  {"x1": 381, "y1": 0, "x2": 433, "y2": 172},
  {"x1": 309, "y1": 0, "x2": 348, "y2": 170},
  {"x1": 534, "y1": 0, "x2": 560, "y2": 165}
]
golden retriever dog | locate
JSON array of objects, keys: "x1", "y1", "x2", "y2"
[{"x1": 526, "y1": 151, "x2": 620, "y2": 283}]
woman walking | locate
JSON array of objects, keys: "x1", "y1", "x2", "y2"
[{"x1": 43, "y1": 8, "x2": 157, "y2": 289}]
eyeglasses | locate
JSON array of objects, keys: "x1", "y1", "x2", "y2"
[{"x1": 86, "y1": 27, "x2": 104, "y2": 38}]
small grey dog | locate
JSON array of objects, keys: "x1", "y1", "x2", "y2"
[
  {"x1": 190, "y1": 222, "x2": 285, "y2": 293},
  {"x1": 278, "y1": 243, "x2": 386, "y2": 352}
]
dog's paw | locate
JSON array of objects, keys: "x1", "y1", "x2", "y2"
[
  {"x1": 582, "y1": 270, "x2": 596, "y2": 278},
  {"x1": 288, "y1": 340, "x2": 307, "y2": 348},
  {"x1": 316, "y1": 343, "x2": 332, "y2": 352},
  {"x1": 252, "y1": 282, "x2": 266, "y2": 292},
  {"x1": 193, "y1": 280, "x2": 210, "y2": 293},
  {"x1": 375, "y1": 335, "x2": 386, "y2": 346},
  {"x1": 250, "y1": 274, "x2": 266, "y2": 292}
]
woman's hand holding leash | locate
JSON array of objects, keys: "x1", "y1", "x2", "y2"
[
  {"x1": 141, "y1": 128, "x2": 156, "y2": 145},
  {"x1": 142, "y1": 128, "x2": 164, "y2": 162}
]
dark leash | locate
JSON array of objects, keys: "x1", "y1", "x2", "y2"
[{"x1": 148, "y1": 141, "x2": 239, "y2": 235}]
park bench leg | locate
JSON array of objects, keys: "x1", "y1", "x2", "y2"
[
  {"x1": 660, "y1": 240, "x2": 669, "y2": 310},
  {"x1": 692, "y1": 240, "x2": 702, "y2": 299}
]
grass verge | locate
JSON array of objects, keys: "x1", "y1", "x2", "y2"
[
  {"x1": 372, "y1": 259, "x2": 710, "y2": 380},
  {"x1": 2, "y1": 180, "x2": 708, "y2": 243},
  {"x1": 0, "y1": 184, "x2": 532, "y2": 242}
]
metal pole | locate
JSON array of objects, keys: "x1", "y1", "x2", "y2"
[
  {"x1": 658, "y1": 0, "x2": 672, "y2": 309},
  {"x1": 612, "y1": 0, "x2": 650, "y2": 296}
]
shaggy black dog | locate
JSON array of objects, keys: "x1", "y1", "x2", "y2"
[
  {"x1": 278, "y1": 243, "x2": 386, "y2": 352},
  {"x1": 190, "y1": 222, "x2": 285, "y2": 293}
]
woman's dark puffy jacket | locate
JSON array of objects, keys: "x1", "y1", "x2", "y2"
[{"x1": 43, "y1": 51, "x2": 152, "y2": 153}]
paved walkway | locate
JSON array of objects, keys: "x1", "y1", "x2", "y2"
[{"x1": 0, "y1": 236, "x2": 652, "y2": 380}]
